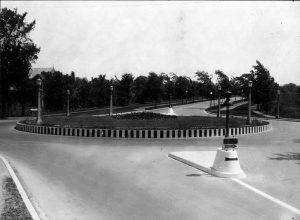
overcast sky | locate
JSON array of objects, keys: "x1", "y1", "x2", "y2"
[{"x1": 3, "y1": 1, "x2": 300, "y2": 85}]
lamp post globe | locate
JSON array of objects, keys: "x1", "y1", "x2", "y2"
[
  {"x1": 248, "y1": 80, "x2": 253, "y2": 88},
  {"x1": 36, "y1": 78, "x2": 43, "y2": 124},
  {"x1": 37, "y1": 78, "x2": 42, "y2": 87}
]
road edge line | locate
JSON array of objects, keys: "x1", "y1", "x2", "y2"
[
  {"x1": 0, "y1": 155, "x2": 41, "y2": 220},
  {"x1": 232, "y1": 178, "x2": 300, "y2": 215}
]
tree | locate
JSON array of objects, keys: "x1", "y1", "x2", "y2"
[
  {"x1": 145, "y1": 72, "x2": 163, "y2": 106},
  {"x1": 251, "y1": 61, "x2": 278, "y2": 113},
  {"x1": 41, "y1": 71, "x2": 74, "y2": 111},
  {"x1": 115, "y1": 73, "x2": 134, "y2": 106},
  {"x1": 132, "y1": 76, "x2": 148, "y2": 104},
  {"x1": 277, "y1": 83, "x2": 300, "y2": 118},
  {"x1": 174, "y1": 75, "x2": 190, "y2": 103},
  {"x1": 0, "y1": 8, "x2": 40, "y2": 117},
  {"x1": 161, "y1": 73, "x2": 175, "y2": 102},
  {"x1": 195, "y1": 71, "x2": 215, "y2": 98},
  {"x1": 214, "y1": 70, "x2": 231, "y2": 97},
  {"x1": 90, "y1": 75, "x2": 110, "y2": 107}
]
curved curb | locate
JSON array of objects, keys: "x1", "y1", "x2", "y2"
[
  {"x1": 0, "y1": 155, "x2": 41, "y2": 220},
  {"x1": 15, "y1": 121, "x2": 271, "y2": 139}
]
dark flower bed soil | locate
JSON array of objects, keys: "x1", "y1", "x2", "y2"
[{"x1": 112, "y1": 112, "x2": 177, "y2": 120}]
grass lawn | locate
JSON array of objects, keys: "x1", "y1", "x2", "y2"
[
  {"x1": 209, "y1": 103, "x2": 262, "y2": 117},
  {"x1": 24, "y1": 114, "x2": 266, "y2": 130},
  {"x1": 209, "y1": 102, "x2": 300, "y2": 119},
  {"x1": 1, "y1": 177, "x2": 32, "y2": 220}
]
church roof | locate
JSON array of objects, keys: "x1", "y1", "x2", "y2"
[{"x1": 29, "y1": 67, "x2": 55, "y2": 79}]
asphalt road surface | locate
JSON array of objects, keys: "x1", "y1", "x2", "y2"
[{"x1": 0, "y1": 101, "x2": 299, "y2": 220}]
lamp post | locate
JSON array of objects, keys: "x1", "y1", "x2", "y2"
[
  {"x1": 213, "y1": 93, "x2": 216, "y2": 107},
  {"x1": 110, "y1": 85, "x2": 113, "y2": 116},
  {"x1": 210, "y1": 91, "x2": 213, "y2": 108},
  {"x1": 185, "y1": 90, "x2": 188, "y2": 104},
  {"x1": 8, "y1": 86, "x2": 16, "y2": 116},
  {"x1": 169, "y1": 94, "x2": 172, "y2": 108},
  {"x1": 217, "y1": 85, "x2": 221, "y2": 118},
  {"x1": 67, "y1": 89, "x2": 70, "y2": 117},
  {"x1": 36, "y1": 78, "x2": 43, "y2": 125},
  {"x1": 276, "y1": 89, "x2": 280, "y2": 119},
  {"x1": 224, "y1": 91, "x2": 232, "y2": 138},
  {"x1": 246, "y1": 80, "x2": 253, "y2": 125}
]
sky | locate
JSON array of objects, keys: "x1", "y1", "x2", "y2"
[{"x1": 2, "y1": 1, "x2": 300, "y2": 85}]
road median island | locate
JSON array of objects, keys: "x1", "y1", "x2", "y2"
[{"x1": 15, "y1": 112, "x2": 271, "y2": 139}]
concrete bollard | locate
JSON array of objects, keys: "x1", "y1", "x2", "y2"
[{"x1": 211, "y1": 138, "x2": 245, "y2": 178}]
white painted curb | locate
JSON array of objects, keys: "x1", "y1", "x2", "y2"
[
  {"x1": 15, "y1": 121, "x2": 272, "y2": 139},
  {"x1": 0, "y1": 155, "x2": 41, "y2": 220}
]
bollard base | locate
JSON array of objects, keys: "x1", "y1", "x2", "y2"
[
  {"x1": 211, "y1": 148, "x2": 245, "y2": 178},
  {"x1": 166, "y1": 107, "x2": 176, "y2": 116}
]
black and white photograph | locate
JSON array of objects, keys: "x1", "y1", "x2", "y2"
[{"x1": 0, "y1": 1, "x2": 300, "y2": 219}]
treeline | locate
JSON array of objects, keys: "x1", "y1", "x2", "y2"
[
  {"x1": 278, "y1": 84, "x2": 300, "y2": 118},
  {"x1": 3, "y1": 60, "x2": 299, "y2": 118},
  {"x1": 9, "y1": 60, "x2": 282, "y2": 115}
]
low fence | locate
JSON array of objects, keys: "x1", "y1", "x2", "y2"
[{"x1": 15, "y1": 121, "x2": 271, "y2": 139}]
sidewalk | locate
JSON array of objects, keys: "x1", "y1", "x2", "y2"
[{"x1": 252, "y1": 110, "x2": 276, "y2": 119}]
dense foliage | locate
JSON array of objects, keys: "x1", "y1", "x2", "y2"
[{"x1": 0, "y1": 8, "x2": 40, "y2": 117}]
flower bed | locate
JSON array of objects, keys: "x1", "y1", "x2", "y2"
[{"x1": 112, "y1": 112, "x2": 177, "y2": 120}]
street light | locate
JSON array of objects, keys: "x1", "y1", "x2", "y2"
[
  {"x1": 224, "y1": 91, "x2": 232, "y2": 137},
  {"x1": 169, "y1": 94, "x2": 172, "y2": 108},
  {"x1": 217, "y1": 85, "x2": 221, "y2": 118},
  {"x1": 210, "y1": 91, "x2": 213, "y2": 108},
  {"x1": 36, "y1": 78, "x2": 43, "y2": 125},
  {"x1": 110, "y1": 85, "x2": 113, "y2": 116},
  {"x1": 185, "y1": 90, "x2": 188, "y2": 104},
  {"x1": 276, "y1": 89, "x2": 280, "y2": 119},
  {"x1": 67, "y1": 89, "x2": 70, "y2": 117},
  {"x1": 8, "y1": 86, "x2": 16, "y2": 116},
  {"x1": 246, "y1": 80, "x2": 253, "y2": 125}
]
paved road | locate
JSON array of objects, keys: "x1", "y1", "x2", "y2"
[
  {"x1": 151, "y1": 100, "x2": 212, "y2": 116},
  {"x1": 0, "y1": 102, "x2": 299, "y2": 220}
]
